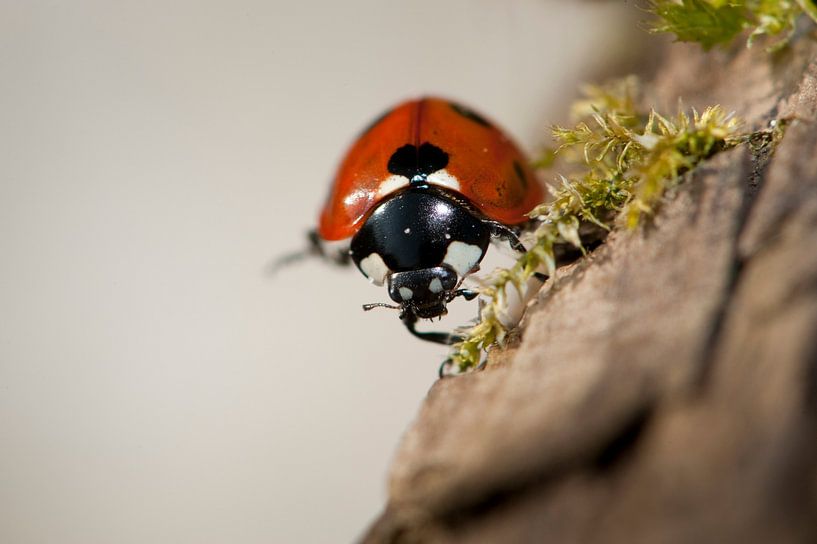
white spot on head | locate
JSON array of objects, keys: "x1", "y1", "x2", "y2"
[
  {"x1": 428, "y1": 278, "x2": 444, "y2": 294},
  {"x1": 426, "y1": 169, "x2": 461, "y2": 192},
  {"x1": 376, "y1": 175, "x2": 410, "y2": 200},
  {"x1": 359, "y1": 253, "x2": 389, "y2": 286},
  {"x1": 443, "y1": 241, "x2": 484, "y2": 276},
  {"x1": 398, "y1": 287, "x2": 413, "y2": 300},
  {"x1": 444, "y1": 233, "x2": 451, "y2": 240},
  {"x1": 404, "y1": 227, "x2": 411, "y2": 234}
]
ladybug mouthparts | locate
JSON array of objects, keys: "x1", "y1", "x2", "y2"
[{"x1": 388, "y1": 267, "x2": 458, "y2": 319}]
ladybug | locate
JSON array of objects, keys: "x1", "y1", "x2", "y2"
[{"x1": 311, "y1": 97, "x2": 544, "y2": 344}]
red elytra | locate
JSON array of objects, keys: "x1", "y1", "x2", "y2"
[{"x1": 318, "y1": 97, "x2": 544, "y2": 241}]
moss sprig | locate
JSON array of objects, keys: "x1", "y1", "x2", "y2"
[
  {"x1": 447, "y1": 77, "x2": 758, "y2": 372},
  {"x1": 646, "y1": 0, "x2": 816, "y2": 51}
]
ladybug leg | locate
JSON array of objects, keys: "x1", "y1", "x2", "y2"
[
  {"x1": 437, "y1": 357, "x2": 487, "y2": 378},
  {"x1": 484, "y1": 221, "x2": 550, "y2": 282},
  {"x1": 485, "y1": 220, "x2": 526, "y2": 254},
  {"x1": 307, "y1": 229, "x2": 351, "y2": 266},
  {"x1": 438, "y1": 358, "x2": 454, "y2": 379},
  {"x1": 401, "y1": 312, "x2": 463, "y2": 345},
  {"x1": 452, "y1": 288, "x2": 478, "y2": 301},
  {"x1": 267, "y1": 230, "x2": 350, "y2": 275}
]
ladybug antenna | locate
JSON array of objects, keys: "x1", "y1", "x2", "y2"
[{"x1": 362, "y1": 302, "x2": 401, "y2": 312}]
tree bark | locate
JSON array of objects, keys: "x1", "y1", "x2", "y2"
[{"x1": 362, "y1": 29, "x2": 817, "y2": 544}]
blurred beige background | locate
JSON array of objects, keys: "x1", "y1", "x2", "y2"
[{"x1": 0, "y1": 1, "x2": 627, "y2": 542}]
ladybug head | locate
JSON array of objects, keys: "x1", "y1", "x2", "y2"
[{"x1": 387, "y1": 266, "x2": 458, "y2": 319}]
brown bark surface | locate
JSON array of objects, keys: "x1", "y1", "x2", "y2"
[{"x1": 363, "y1": 31, "x2": 817, "y2": 544}]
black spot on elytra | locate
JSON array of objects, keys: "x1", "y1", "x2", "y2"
[
  {"x1": 450, "y1": 102, "x2": 492, "y2": 128},
  {"x1": 513, "y1": 160, "x2": 528, "y2": 189},
  {"x1": 387, "y1": 142, "x2": 449, "y2": 183}
]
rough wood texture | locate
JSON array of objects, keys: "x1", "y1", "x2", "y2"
[{"x1": 362, "y1": 32, "x2": 817, "y2": 544}]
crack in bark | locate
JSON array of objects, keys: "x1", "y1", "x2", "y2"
[{"x1": 693, "y1": 129, "x2": 784, "y2": 389}]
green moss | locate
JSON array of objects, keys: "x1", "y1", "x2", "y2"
[
  {"x1": 647, "y1": 0, "x2": 813, "y2": 51},
  {"x1": 447, "y1": 77, "x2": 781, "y2": 372},
  {"x1": 648, "y1": 0, "x2": 746, "y2": 49}
]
